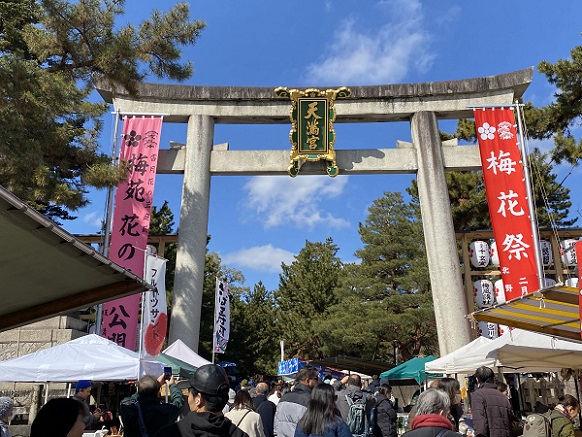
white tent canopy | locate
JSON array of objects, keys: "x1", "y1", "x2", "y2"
[
  {"x1": 425, "y1": 336, "x2": 492, "y2": 374},
  {"x1": 0, "y1": 335, "x2": 164, "y2": 382},
  {"x1": 163, "y1": 339, "x2": 211, "y2": 368},
  {"x1": 433, "y1": 329, "x2": 582, "y2": 374}
]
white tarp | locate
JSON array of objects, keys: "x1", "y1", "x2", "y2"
[
  {"x1": 163, "y1": 339, "x2": 211, "y2": 368},
  {"x1": 0, "y1": 334, "x2": 164, "y2": 382},
  {"x1": 440, "y1": 329, "x2": 582, "y2": 374},
  {"x1": 425, "y1": 336, "x2": 493, "y2": 374}
]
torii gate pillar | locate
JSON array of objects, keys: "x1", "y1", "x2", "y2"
[{"x1": 412, "y1": 111, "x2": 471, "y2": 354}]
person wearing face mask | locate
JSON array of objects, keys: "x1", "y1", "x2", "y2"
[
  {"x1": 0, "y1": 396, "x2": 14, "y2": 437},
  {"x1": 548, "y1": 395, "x2": 580, "y2": 437}
]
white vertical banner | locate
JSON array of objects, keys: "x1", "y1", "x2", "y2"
[
  {"x1": 142, "y1": 254, "x2": 168, "y2": 357},
  {"x1": 213, "y1": 279, "x2": 230, "y2": 354}
]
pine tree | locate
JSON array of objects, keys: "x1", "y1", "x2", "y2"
[
  {"x1": 149, "y1": 201, "x2": 176, "y2": 292},
  {"x1": 0, "y1": 0, "x2": 205, "y2": 221},
  {"x1": 322, "y1": 192, "x2": 437, "y2": 362},
  {"x1": 274, "y1": 238, "x2": 343, "y2": 360}
]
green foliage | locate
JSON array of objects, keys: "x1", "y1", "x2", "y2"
[
  {"x1": 149, "y1": 201, "x2": 177, "y2": 292},
  {"x1": 274, "y1": 238, "x2": 343, "y2": 360},
  {"x1": 354, "y1": 192, "x2": 429, "y2": 297},
  {"x1": 0, "y1": 0, "x2": 205, "y2": 220},
  {"x1": 227, "y1": 282, "x2": 280, "y2": 376}
]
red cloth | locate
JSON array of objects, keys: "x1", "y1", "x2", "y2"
[{"x1": 410, "y1": 414, "x2": 454, "y2": 431}]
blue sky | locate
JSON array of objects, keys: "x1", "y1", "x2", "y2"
[{"x1": 64, "y1": 0, "x2": 582, "y2": 292}]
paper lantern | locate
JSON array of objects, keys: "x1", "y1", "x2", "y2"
[
  {"x1": 560, "y1": 239, "x2": 578, "y2": 267},
  {"x1": 498, "y1": 324, "x2": 511, "y2": 336},
  {"x1": 474, "y1": 279, "x2": 495, "y2": 308},
  {"x1": 478, "y1": 321, "x2": 499, "y2": 339},
  {"x1": 539, "y1": 240, "x2": 553, "y2": 267},
  {"x1": 469, "y1": 241, "x2": 490, "y2": 268},
  {"x1": 565, "y1": 277, "x2": 579, "y2": 288},
  {"x1": 494, "y1": 279, "x2": 505, "y2": 305},
  {"x1": 489, "y1": 241, "x2": 500, "y2": 267}
]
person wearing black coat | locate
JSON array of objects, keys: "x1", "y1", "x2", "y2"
[
  {"x1": 373, "y1": 384, "x2": 397, "y2": 437},
  {"x1": 253, "y1": 382, "x2": 276, "y2": 437}
]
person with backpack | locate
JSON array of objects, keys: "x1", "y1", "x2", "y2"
[
  {"x1": 336, "y1": 375, "x2": 367, "y2": 422},
  {"x1": 548, "y1": 395, "x2": 579, "y2": 437},
  {"x1": 294, "y1": 383, "x2": 351, "y2": 437},
  {"x1": 372, "y1": 384, "x2": 397, "y2": 437}
]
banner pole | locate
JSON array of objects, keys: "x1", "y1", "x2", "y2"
[
  {"x1": 96, "y1": 109, "x2": 122, "y2": 335},
  {"x1": 515, "y1": 102, "x2": 545, "y2": 289}
]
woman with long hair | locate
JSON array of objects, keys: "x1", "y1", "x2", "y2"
[
  {"x1": 437, "y1": 378, "x2": 463, "y2": 431},
  {"x1": 295, "y1": 383, "x2": 351, "y2": 437},
  {"x1": 373, "y1": 384, "x2": 397, "y2": 437},
  {"x1": 225, "y1": 390, "x2": 266, "y2": 437},
  {"x1": 549, "y1": 394, "x2": 580, "y2": 437}
]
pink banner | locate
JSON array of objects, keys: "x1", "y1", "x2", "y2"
[
  {"x1": 100, "y1": 116, "x2": 163, "y2": 350},
  {"x1": 474, "y1": 107, "x2": 539, "y2": 300},
  {"x1": 576, "y1": 241, "x2": 582, "y2": 338}
]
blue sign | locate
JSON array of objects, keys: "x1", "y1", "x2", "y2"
[{"x1": 277, "y1": 358, "x2": 306, "y2": 375}]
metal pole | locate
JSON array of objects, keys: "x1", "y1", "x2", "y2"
[
  {"x1": 96, "y1": 110, "x2": 121, "y2": 334},
  {"x1": 515, "y1": 102, "x2": 545, "y2": 290}
]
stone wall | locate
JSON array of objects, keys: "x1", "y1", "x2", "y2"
[{"x1": 0, "y1": 316, "x2": 88, "y2": 436}]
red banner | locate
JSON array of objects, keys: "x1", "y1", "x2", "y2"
[
  {"x1": 100, "y1": 116, "x2": 163, "y2": 350},
  {"x1": 474, "y1": 107, "x2": 538, "y2": 300},
  {"x1": 576, "y1": 241, "x2": 582, "y2": 338}
]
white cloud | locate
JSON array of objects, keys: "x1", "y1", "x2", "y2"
[
  {"x1": 304, "y1": 0, "x2": 434, "y2": 85},
  {"x1": 221, "y1": 245, "x2": 296, "y2": 273},
  {"x1": 82, "y1": 211, "x2": 104, "y2": 228},
  {"x1": 242, "y1": 175, "x2": 351, "y2": 229}
]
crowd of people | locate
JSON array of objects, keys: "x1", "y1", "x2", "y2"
[{"x1": 2, "y1": 364, "x2": 580, "y2": 437}]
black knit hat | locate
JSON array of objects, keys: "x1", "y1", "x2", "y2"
[{"x1": 189, "y1": 364, "x2": 230, "y2": 396}]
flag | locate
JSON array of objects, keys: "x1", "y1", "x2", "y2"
[
  {"x1": 576, "y1": 241, "x2": 582, "y2": 338},
  {"x1": 213, "y1": 279, "x2": 230, "y2": 354},
  {"x1": 100, "y1": 116, "x2": 163, "y2": 350},
  {"x1": 142, "y1": 253, "x2": 168, "y2": 357},
  {"x1": 474, "y1": 107, "x2": 539, "y2": 300}
]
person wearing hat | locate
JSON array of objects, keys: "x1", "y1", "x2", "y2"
[
  {"x1": 73, "y1": 380, "x2": 102, "y2": 429},
  {"x1": 0, "y1": 396, "x2": 14, "y2": 437},
  {"x1": 154, "y1": 364, "x2": 249, "y2": 437}
]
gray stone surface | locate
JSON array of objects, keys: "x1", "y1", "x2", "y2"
[
  {"x1": 411, "y1": 112, "x2": 471, "y2": 355},
  {"x1": 168, "y1": 115, "x2": 214, "y2": 350},
  {"x1": 96, "y1": 68, "x2": 532, "y2": 123}
]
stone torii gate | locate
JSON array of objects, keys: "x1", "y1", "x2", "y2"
[{"x1": 97, "y1": 67, "x2": 533, "y2": 356}]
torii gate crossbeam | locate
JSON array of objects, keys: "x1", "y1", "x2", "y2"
[{"x1": 97, "y1": 67, "x2": 533, "y2": 356}]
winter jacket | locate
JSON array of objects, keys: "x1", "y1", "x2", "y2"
[
  {"x1": 549, "y1": 408, "x2": 576, "y2": 437},
  {"x1": 372, "y1": 395, "x2": 397, "y2": 437},
  {"x1": 471, "y1": 383, "x2": 513, "y2": 437},
  {"x1": 294, "y1": 417, "x2": 352, "y2": 437},
  {"x1": 120, "y1": 383, "x2": 185, "y2": 437},
  {"x1": 72, "y1": 394, "x2": 98, "y2": 429},
  {"x1": 274, "y1": 383, "x2": 312, "y2": 437},
  {"x1": 225, "y1": 407, "x2": 266, "y2": 437},
  {"x1": 336, "y1": 385, "x2": 366, "y2": 422},
  {"x1": 154, "y1": 411, "x2": 250, "y2": 437},
  {"x1": 253, "y1": 395, "x2": 276, "y2": 437},
  {"x1": 402, "y1": 413, "x2": 457, "y2": 437}
]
